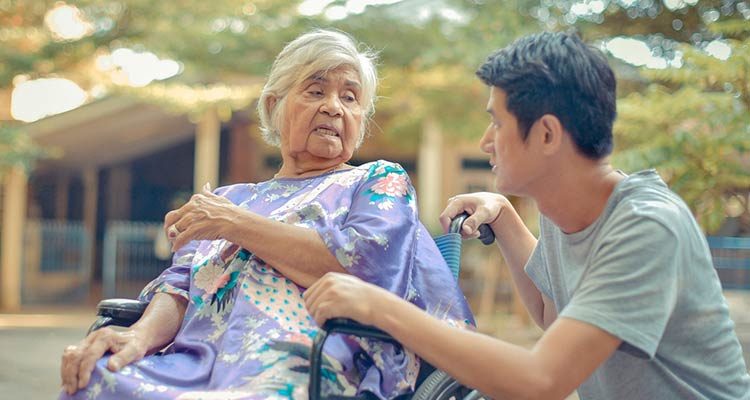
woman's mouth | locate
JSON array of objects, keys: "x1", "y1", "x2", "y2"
[{"x1": 313, "y1": 126, "x2": 339, "y2": 136}]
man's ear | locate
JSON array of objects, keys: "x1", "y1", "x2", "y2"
[{"x1": 538, "y1": 114, "x2": 564, "y2": 155}]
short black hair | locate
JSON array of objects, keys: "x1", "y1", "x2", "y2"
[{"x1": 476, "y1": 31, "x2": 617, "y2": 159}]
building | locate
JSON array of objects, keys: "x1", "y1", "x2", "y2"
[{"x1": 1, "y1": 94, "x2": 521, "y2": 315}]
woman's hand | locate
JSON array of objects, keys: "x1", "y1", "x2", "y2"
[
  {"x1": 164, "y1": 183, "x2": 242, "y2": 251},
  {"x1": 60, "y1": 328, "x2": 149, "y2": 395},
  {"x1": 439, "y1": 192, "x2": 511, "y2": 239},
  {"x1": 304, "y1": 272, "x2": 394, "y2": 327}
]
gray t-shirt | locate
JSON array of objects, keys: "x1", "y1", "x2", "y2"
[{"x1": 525, "y1": 170, "x2": 750, "y2": 399}]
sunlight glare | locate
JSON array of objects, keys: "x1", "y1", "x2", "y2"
[
  {"x1": 570, "y1": 0, "x2": 606, "y2": 17},
  {"x1": 11, "y1": 78, "x2": 88, "y2": 122},
  {"x1": 298, "y1": 0, "x2": 336, "y2": 16},
  {"x1": 99, "y1": 48, "x2": 182, "y2": 87},
  {"x1": 605, "y1": 37, "x2": 668, "y2": 69},
  {"x1": 44, "y1": 3, "x2": 93, "y2": 41},
  {"x1": 299, "y1": 0, "x2": 403, "y2": 17},
  {"x1": 705, "y1": 40, "x2": 731, "y2": 61}
]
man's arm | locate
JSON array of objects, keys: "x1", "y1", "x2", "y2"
[
  {"x1": 488, "y1": 199, "x2": 558, "y2": 328},
  {"x1": 305, "y1": 273, "x2": 621, "y2": 400}
]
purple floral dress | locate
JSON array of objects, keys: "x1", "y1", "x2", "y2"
[{"x1": 61, "y1": 160, "x2": 474, "y2": 400}]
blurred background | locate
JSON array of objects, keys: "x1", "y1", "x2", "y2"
[{"x1": 0, "y1": 0, "x2": 748, "y2": 398}]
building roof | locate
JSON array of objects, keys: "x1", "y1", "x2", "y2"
[{"x1": 23, "y1": 96, "x2": 194, "y2": 172}]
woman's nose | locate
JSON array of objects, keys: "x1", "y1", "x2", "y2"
[{"x1": 320, "y1": 95, "x2": 343, "y2": 116}]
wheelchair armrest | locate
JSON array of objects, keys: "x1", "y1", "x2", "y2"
[
  {"x1": 86, "y1": 298, "x2": 148, "y2": 335},
  {"x1": 309, "y1": 318, "x2": 399, "y2": 400}
]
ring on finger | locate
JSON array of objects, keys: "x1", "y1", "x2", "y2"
[{"x1": 167, "y1": 224, "x2": 181, "y2": 239}]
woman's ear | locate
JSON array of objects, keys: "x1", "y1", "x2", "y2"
[
  {"x1": 266, "y1": 95, "x2": 277, "y2": 114},
  {"x1": 538, "y1": 114, "x2": 564, "y2": 155}
]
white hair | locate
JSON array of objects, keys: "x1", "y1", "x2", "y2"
[{"x1": 256, "y1": 29, "x2": 379, "y2": 148}]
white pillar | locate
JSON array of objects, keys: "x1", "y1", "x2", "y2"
[
  {"x1": 194, "y1": 107, "x2": 220, "y2": 192},
  {"x1": 417, "y1": 117, "x2": 443, "y2": 232},
  {"x1": 1, "y1": 165, "x2": 28, "y2": 311}
]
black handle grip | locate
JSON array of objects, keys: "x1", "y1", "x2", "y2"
[{"x1": 451, "y1": 212, "x2": 495, "y2": 245}]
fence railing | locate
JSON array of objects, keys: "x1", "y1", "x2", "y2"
[
  {"x1": 21, "y1": 219, "x2": 91, "y2": 303},
  {"x1": 17, "y1": 222, "x2": 749, "y2": 306},
  {"x1": 102, "y1": 221, "x2": 170, "y2": 298},
  {"x1": 707, "y1": 236, "x2": 750, "y2": 291}
]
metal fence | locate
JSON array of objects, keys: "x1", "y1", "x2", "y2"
[
  {"x1": 102, "y1": 221, "x2": 170, "y2": 298},
  {"x1": 21, "y1": 219, "x2": 91, "y2": 304},
  {"x1": 18, "y1": 221, "x2": 749, "y2": 307},
  {"x1": 707, "y1": 236, "x2": 750, "y2": 291}
]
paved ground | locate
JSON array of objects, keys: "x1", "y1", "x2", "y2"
[
  {"x1": 0, "y1": 309, "x2": 93, "y2": 399},
  {"x1": 1, "y1": 292, "x2": 748, "y2": 399}
]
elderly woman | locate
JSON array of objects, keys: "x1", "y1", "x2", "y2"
[{"x1": 60, "y1": 29, "x2": 473, "y2": 400}]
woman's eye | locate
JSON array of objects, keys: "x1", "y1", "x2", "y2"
[
  {"x1": 341, "y1": 90, "x2": 359, "y2": 103},
  {"x1": 308, "y1": 90, "x2": 323, "y2": 96}
]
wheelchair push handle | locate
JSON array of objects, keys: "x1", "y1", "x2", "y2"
[{"x1": 449, "y1": 212, "x2": 495, "y2": 245}]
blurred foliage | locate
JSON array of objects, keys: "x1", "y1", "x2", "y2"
[
  {"x1": 0, "y1": 0, "x2": 542, "y2": 140},
  {"x1": 336, "y1": 0, "x2": 541, "y2": 146},
  {"x1": 0, "y1": 124, "x2": 49, "y2": 175},
  {"x1": 532, "y1": 0, "x2": 750, "y2": 233},
  {"x1": 609, "y1": 15, "x2": 749, "y2": 233},
  {"x1": 0, "y1": 0, "x2": 748, "y2": 232}
]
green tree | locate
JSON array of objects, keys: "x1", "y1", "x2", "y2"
[
  {"x1": 5, "y1": 0, "x2": 745, "y2": 233},
  {"x1": 538, "y1": 0, "x2": 750, "y2": 233},
  {"x1": 614, "y1": 24, "x2": 750, "y2": 233},
  {"x1": 0, "y1": 0, "x2": 538, "y2": 150},
  {"x1": 0, "y1": 124, "x2": 48, "y2": 175}
]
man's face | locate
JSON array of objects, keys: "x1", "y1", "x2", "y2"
[{"x1": 479, "y1": 87, "x2": 539, "y2": 195}]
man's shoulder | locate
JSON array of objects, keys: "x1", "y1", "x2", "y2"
[
  {"x1": 602, "y1": 173, "x2": 705, "y2": 250},
  {"x1": 611, "y1": 170, "x2": 689, "y2": 223}
]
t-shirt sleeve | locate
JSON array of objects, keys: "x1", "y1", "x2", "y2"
[
  {"x1": 525, "y1": 218, "x2": 553, "y2": 300},
  {"x1": 317, "y1": 161, "x2": 419, "y2": 296},
  {"x1": 559, "y1": 213, "x2": 680, "y2": 359}
]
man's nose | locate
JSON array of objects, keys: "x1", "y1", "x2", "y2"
[{"x1": 479, "y1": 124, "x2": 493, "y2": 153}]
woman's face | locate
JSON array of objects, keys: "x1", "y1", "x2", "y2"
[{"x1": 279, "y1": 66, "x2": 364, "y2": 169}]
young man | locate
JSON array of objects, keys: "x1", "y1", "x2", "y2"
[{"x1": 304, "y1": 31, "x2": 750, "y2": 399}]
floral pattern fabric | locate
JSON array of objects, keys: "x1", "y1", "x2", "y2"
[{"x1": 60, "y1": 160, "x2": 474, "y2": 400}]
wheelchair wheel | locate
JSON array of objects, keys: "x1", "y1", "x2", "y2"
[{"x1": 411, "y1": 370, "x2": 486, "y2": 400}]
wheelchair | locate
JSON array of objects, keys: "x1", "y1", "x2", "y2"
[{"x1": 87, "y1": 213, "x2": 494, "y2": 400}]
